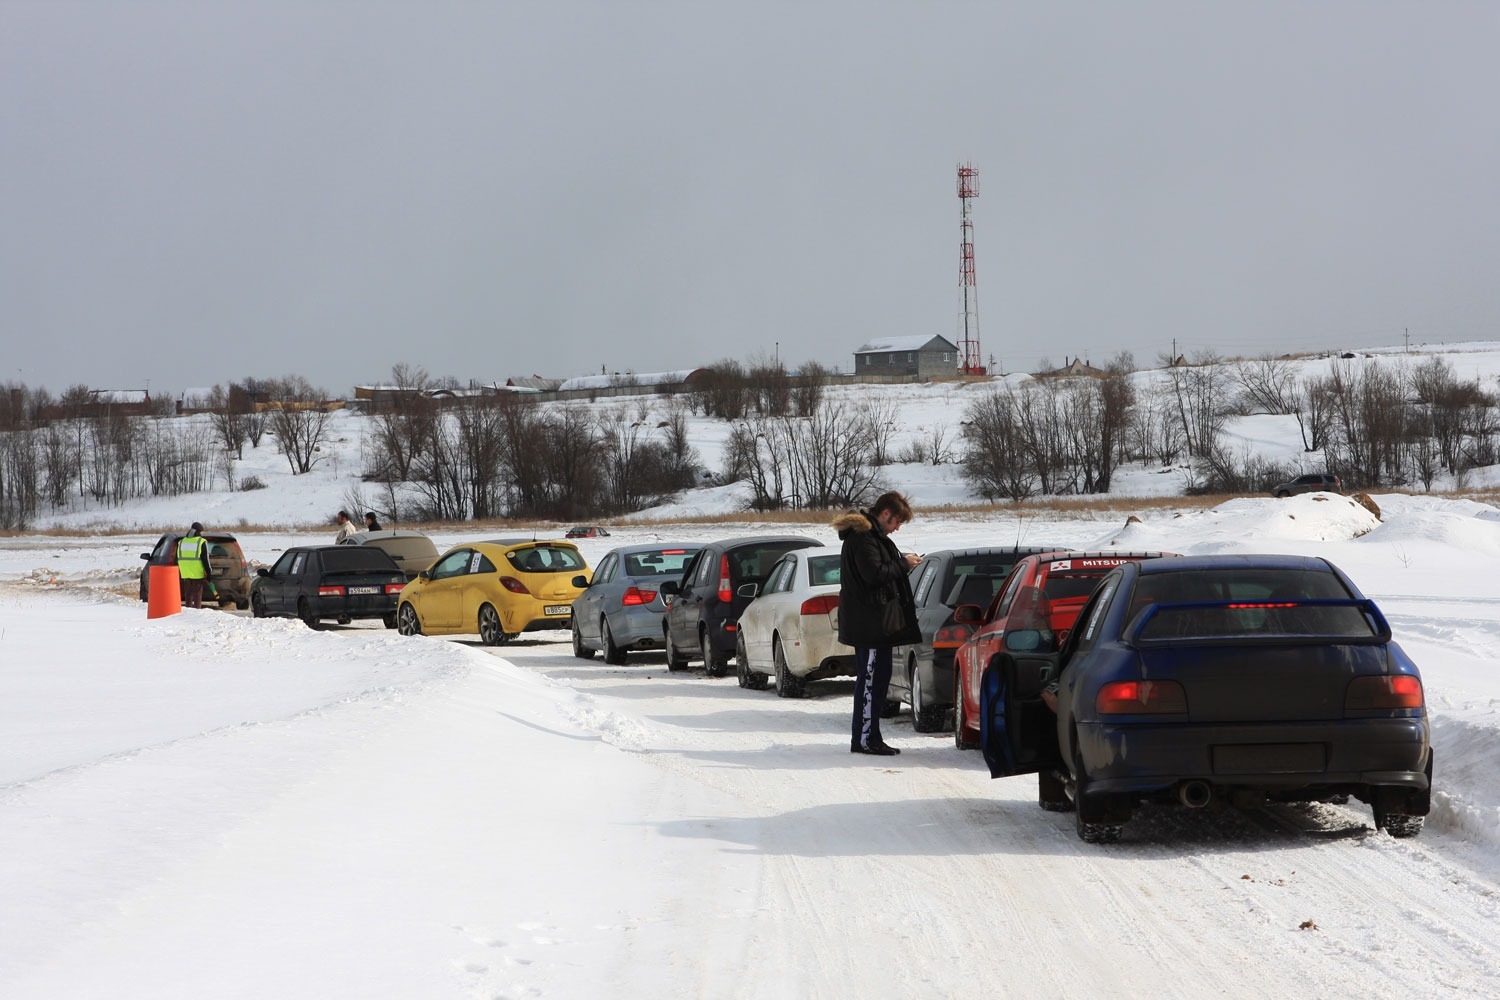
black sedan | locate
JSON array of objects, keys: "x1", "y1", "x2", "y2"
[
  {"x1": 891, "y1": 546, "x2": 1058, "y2": 732},
  {"x1": 250, "y1": 545, "x2": 408, "y2": 629},
  {"x1": 980, "y1": 554, "x2": 1432, "y2": 844}
]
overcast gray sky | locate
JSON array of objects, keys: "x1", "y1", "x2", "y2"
[{"x1": 4, "y1": 2, "x2": 1498, "y2": 396}]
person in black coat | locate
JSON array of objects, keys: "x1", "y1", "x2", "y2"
[{"x1": 834, "y1": 491, "x2": 921, "y2": 756}]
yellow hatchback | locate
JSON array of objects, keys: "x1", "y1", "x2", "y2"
[{"x1": 395, "y1": 538, "x2": 590, "y2": 645}]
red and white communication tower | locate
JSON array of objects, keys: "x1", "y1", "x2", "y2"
[{"x1": 956, "y1": 162, "x2": 985, "y2": 375}]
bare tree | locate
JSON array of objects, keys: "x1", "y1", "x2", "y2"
[{"x1": 264, "y1": 375, "x2": 332, "y2": 475}]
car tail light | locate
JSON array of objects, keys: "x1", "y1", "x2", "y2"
[
  {"x1": 384, "y1": 583, "x2": 405, "y2": 595},
  {"x1": 933, "y1": 623, "x2": 974, "y2": 649},
  {"x1": 1226, "y1": 601, "x2": 1297, "y2": 609},
  {"x1": 717, "y1": 554, "x2": 733, "y2": 603},
  {"x1": 1346, "y1": 674, "x2": 1423, "y2": 710},
  {"x1": 1096, "y1": 679, "x2": 1187, "y2": 714},
  {"x1": 318, "y1": 585, "x2": 344, "y2": 597},
  {"x1": 622, "y1": 586, "x2": 656, "y2": 606},
  {"x1": 801, "y1": 594, "x2": 839, "y2": 616},
  {"x1": 499, "y1": 576, "x2": 530, "y2": 595}
]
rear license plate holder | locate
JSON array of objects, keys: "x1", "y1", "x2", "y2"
[
  {"x1": 1212, "y1": 743, "x2": 1326, "y2": 774},
  {"x1": 347, "y1": 586, "x2": 381, "y2": 595},
  {"x1": 544, "y1": 605, "x2": 571, "y2": 616}
]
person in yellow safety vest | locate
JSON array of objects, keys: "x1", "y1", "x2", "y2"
[{"x1": 176, "y1": 522, "x2": 212, "y2": 609}]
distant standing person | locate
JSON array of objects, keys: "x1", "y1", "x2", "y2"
[
  {"x1": 334, "y1": 510, "x2": 360, "y2": 542},
  {"x1": 364, "y1": 511, "x2": 382, "y2": 531},
  {"x1": 176, "y1": 522, "x2": 212, "y2": 609},
  {"x1": 833, "y1": 491, "x2": 921, "y2": 756}
]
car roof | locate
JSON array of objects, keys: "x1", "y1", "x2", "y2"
[
  {"x1": 1136, "y1": 553, "x2": 1329, "y2": 574},
  {"x1": 707, "y1": 534, "x2": 822, "y2": 549},
  {"x1": 602, "y1": 542, "x2": 705, "y2": 556},
  {"x1": 349, "y1": 529, "x2": 432, "y2": 541}
]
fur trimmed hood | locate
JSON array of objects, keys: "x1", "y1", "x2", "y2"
[{"x1": 832, "y1": 510, "x2": 873, "y2": 539}]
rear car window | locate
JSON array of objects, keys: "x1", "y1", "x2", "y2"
[
  {"x1": 1041, "y1": 571, "x2": 1110, "y2": 603},
  {"x1": 730, "y1": 542, "x2": 812, "y2": 583},
  {"x1": 509, "y1": 545, "x2": 586, "y2": 572},
  {"x1": 375, "y1": 538, "x2": 438, "y2": 562},
  {"x1": 321, "y1": 548, "x2": 399, "y2": 573},
  {"x1": 625, "y1": 549, "x2": 699, "y2": 576},
  {"x1": 1132, "y1": 568, "x2": 1371, "y2": 640}
]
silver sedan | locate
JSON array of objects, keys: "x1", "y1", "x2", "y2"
[{"x1": 570, "y1": 543, "x2": 703, "y2": 664}]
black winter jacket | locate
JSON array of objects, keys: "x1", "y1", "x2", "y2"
[{"x1": 834, "y1": 510, "x2": 920, "y2": 648}]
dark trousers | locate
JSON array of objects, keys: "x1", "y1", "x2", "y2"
[
  {"x1": 851, "y1": 645, "x2": 894, "y2": 749},
  {"x1": 181, "y1": 577, "x2": 204, "y2": 609}
]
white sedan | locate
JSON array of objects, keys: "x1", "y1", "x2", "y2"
[{"x1": 734, "y1": 550, "x2": 856, "y2": 697}]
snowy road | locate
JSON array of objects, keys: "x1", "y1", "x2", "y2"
[{"x1": 489, "y1": 637, "x2": 1500, "y2": 1000}]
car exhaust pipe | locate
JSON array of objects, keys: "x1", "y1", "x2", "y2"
[{"x1": 1178, "y1": 780, "x2": 1212, "y2": 809}]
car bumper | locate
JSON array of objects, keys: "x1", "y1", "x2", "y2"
[
  {"x1": 787, "y1": 634, "x2": 856, "y2": 679},
  {"x1": 1076, "y1": 717, "x2": 1431, "y2": 795},
  {"x1": 314, "y1": 595, "x2": 399, "y2": 619},
  {"x1": 608, "y1": 609, "x2": 669, "y2": 649}
]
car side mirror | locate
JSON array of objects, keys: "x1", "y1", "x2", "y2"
[
  {"x1": 659, "y1": 580, "x2": 681, "y2": 596},
  {"x1": 1004, "y1": 628, "x2": 1045, "y2": 652},
  {"x1": 572, "y1": 574, "x2": 589, "y2": 588},
  {"x1": 256, "y1": 567, "x2": 270, "y2": 578},
  {"x1": 140, "y1": 553, "x2": 150, "y2": 561},
  {"x1": 736, "y1": 582, "x2": 758, "y2": 599},
  {"x1": 418, "y1": 570, "x2": 430, "y2": 581},
  {"x1": 952, "y1": 604, "x2": 983, "y2": 625}
]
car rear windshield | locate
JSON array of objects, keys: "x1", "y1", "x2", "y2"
[
  {"x1": 1132, "y1": 568, "x2": 1374, "y2": 640},
  {"x1": 373, "y1": 538, "x2": 438, "y2": 562},
  {"x1": 508, "y1": 545, "x2": 586, "y2": 572},
  {"x1": 321, "y1": 548, "x2": 399, "y2": 573},
  {"x1": 731, "y1": 542, "x2": 813, "y2": 582},
  {"x1": 1042, "y1": 570, "x2": 1113, "y2": 602},
  {"x1": 625, "y1": 549, "x2": 699, "y2": 577},
  {"x1": 942, "y1": 557, "x2": 1018, "y2": 606}
]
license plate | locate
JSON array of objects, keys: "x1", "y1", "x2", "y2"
[
  {"x1": 347, "y1": 586, "x2": 381, "y2": 595},
  {"x1": 544, "y1": 605, "x2": 571, "y2": 616}
]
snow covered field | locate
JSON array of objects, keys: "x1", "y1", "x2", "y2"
[
  {"x1": 4, "y1": 489, "x2": 1500, "y2": 998},
  {"x1": 7, "y1": 345, "x2": 1500, "y2": 996}
]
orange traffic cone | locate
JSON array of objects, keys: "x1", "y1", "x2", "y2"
[{"x1": 147, "y1": 565, "x2": 182, "y2": 618}]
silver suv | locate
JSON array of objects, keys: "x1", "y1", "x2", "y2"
[{"x1": 1271, "y1": 473, "x2": 1343, "y2": 498}]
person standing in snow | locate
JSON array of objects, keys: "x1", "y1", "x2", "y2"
[
  {"x1": 334, "y1": 510, "x2": 360, "y2": 542},
  {"x1": 833, "y1": 491, "x2": 921, "y2": 756},
  {"x1": 176, "y1": 522, "x2": 212, "y2": 609}
]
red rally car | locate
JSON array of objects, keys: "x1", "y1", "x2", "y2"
[{"x1": 952, "y1": 551, "x2": 1177, "y2": 748}]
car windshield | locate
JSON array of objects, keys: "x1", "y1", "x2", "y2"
[
  {"x1": 321, "y1": 548, "x2": 398, "y2": 572},
  {"x1": 624, "y1": 548, "x2": 698, "y2": 577},
  {"x1": 509, "y1": 545, "x2": 586, "y2": 572}
]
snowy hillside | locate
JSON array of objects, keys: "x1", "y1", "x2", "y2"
[{"x1": 28, "y1": 340, "x2": 1500, "y2": 533}]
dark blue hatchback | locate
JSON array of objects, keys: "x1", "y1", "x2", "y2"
[{"x1": 979, "y1": 553, "x2": 1432, "y2": 843}]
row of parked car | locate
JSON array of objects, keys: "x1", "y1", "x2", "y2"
[
  {"x1": 139, "y1": 521, "x2": 1432, "y2": 846},
  {"x1": 570, "y1": 533, "x2": 1433, "y2": 846}
]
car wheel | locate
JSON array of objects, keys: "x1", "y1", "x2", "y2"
[
  {"x1": 572, "y1": 616, "x2": 596, "y2": 660},
  {"x1": 1038, "y1": 768, "x2": 1073, "y2": 812},
  {"x1": 1073, "y1": 748, "x2": 1124, "y2": 844},
  {"x1": 602, "y1": 618, "x2": 627, "y2": 665},
  {"x1": 297, "y1": 598, "x2": 321, "y2": 630},
  {"x1": 665, "y1": 625, "x2": 689, "y2": 672},
  {"x1": 1381, "y1": 814, "x2": 1424, "y2": 838},
  {"x1": 397, "y1": 603, "x2": 422, "y2": 636},
  {"x1": 236, "y1": 598, "x2": 250, "y2": 611},
  {"x1": 953, "y1": 690, "x2": 978, "y2": 750},
  {"x1": 701, "y1": 629, "x2": 728, "y2": 677},
  {"x1": 250, "y1": 592, "x2": 267, "y2": 619},
  {"x1": 773, "y1": 640, "x2": 805, "y2": 698},
  {"x1": 910, "y1": 661, "x2": 947, "y2": 733},
  {"x1": 382, "y1": 613, "x2": 398, "y2": 629},
  {"x1": 478, "y1": 604, "x2": 510, "y2": 646},
  {"x1": 736, "y1": 634, "x2": 768, "y2": 690}
]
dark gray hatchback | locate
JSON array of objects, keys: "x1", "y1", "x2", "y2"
[
  {"x1": 660, "y1": 534, "x2": 822, "y2": 675},
  {"x1": 250, "y1": 545, "x2": 407, "y2": 629}
]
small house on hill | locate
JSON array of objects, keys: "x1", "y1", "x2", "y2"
[
  {"x1": 853, "y1": 336, "x2": 958, "y2": 379},
  {"x1": 1034, "y1": 356, "x2": 1108, "y2": 380}
]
